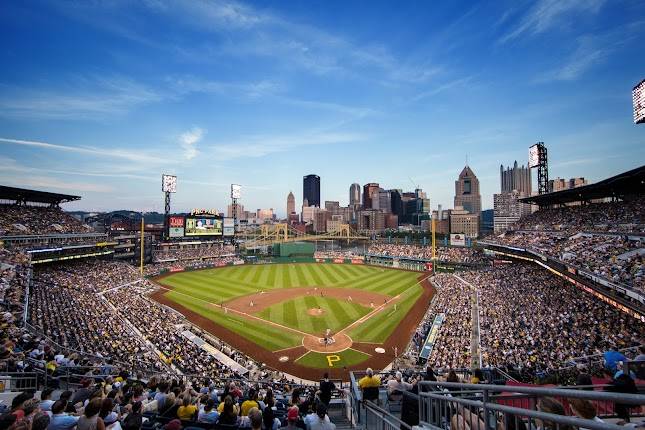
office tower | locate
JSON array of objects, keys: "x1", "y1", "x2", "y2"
[
  {"x1": 362, "y1": 183, "x2": 380, "y2": 210},
  {"x1": 500, "y1": 161, "x2": 532, "y2": 194},
  {"x1": 454, "y1": 166, "x2": 482, "y2": 217},
  {"x1": 349, "y1": 183, "x2": 361, "y2": 207},
  {"x1": 303, "y1": 174, "x2": 320, "y2": 207},
  {"x1": 378, "y1": 189, "x2": 392, "y2": 213},
  {"x1": 450, "y1": 206, "x2": 479, "y2": 238},
  {"x1": 287, "y1": 191, "x2": 295, "y2": 215},
  {"x1": 493, "y1": 191, "x2": 532, "y2": 233}
]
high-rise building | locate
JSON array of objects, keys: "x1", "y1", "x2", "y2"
[
  {"x1": 349, "y1": 183, "x2": 361, "y2": 207},
  {"x1": 287, "y1": 191, "x2": 295, "y2": 216},
  {"x1": 256, "y1": 208, "x2": 274, "y2": 221},
  {"x1": 450, "y1": 206, "x2": 479, "y2": 238},
  {"x1": 312, "y1": 208, "x2": 329, "y2": 233},
  {"x1": 454, "y1": 166, "x2": 482, "y2": 218},
  {"x1": 378, "y1": 189, "x2": 392, "y2": 214},
  {"x1": 493, "y1": 191, "x2": 531, "y2": 233},
  {"x1": 227, "y1": 203, "x2": 245, "y2": 220},
  {"x1": 500, "y1": 161, "x2": 532, "y2": 194},
  {"x1": 548, "y1": 177, "x2": 588, "y2": 192},
  {"x1": 357, "y1": 209, "x2": 385, "y2": 233},
  {"x1": 324, "y1": 201, "x2": 340, "y2": 212},
  {"x1": 362, "y1": 183, "x2": 380, "y2": 210},
  {"x1": 303, "y1": 174, "x2": 320, "y2": 207},
  {"x1": 390, "y1": 189, "x2": 403, "y2": 218}
]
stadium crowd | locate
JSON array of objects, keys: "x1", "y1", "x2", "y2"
[
  {"x1": 513, "y1": 197, "x2": 644, "y2": 233},
  {"x1": 0, "y1": 205, "x2": 90, "y2": 236},
  {"x1": 407, "y1": 274, "x2": 473, "y2": 369},
  {"x1": 491, "y1": 231, "x2": 644, "y2": 291},
  {"x1": 367, "y1": 244, "x2": 485, "y2": 263},
  {"x1": 153, "y1": 245, "x2": 236, "y2": 263},
  {"x1": 459, "y1": 264, "x2": 645, "y2": 380}
]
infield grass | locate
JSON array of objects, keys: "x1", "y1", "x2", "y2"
[{"x1": 157, "y1": 263, "x2": 423, "y2": 354}]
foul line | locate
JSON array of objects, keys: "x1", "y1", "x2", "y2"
[
  {"x1": 152, "y1": 283, "x2": 311, "y2": 338},
  {"x1": 336, "y1": 273, "x2": 433, "y2": 335}
]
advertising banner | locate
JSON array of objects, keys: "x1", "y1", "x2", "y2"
[{"x1": 450, "y1": 233, "x2": 466, "y2": 247}]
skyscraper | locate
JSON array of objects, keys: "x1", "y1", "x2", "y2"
[
  {"x1": 303, "y1": 174, "x2": 320, "y2": 207},
  {"x1": 454, "y1": 166, "x2": 482, "y2": 217},
  {"x1": 287, "y1": 191, "x2": 295, "y2": 215},
  {"x1": 362, "y1": 183, "x2": 380, "y2": 210},
  {"x1": 349, "y1": 183, "x2": 361, "y2": 207},
  {"x1": 500, "y1": 161, "x2": 532, "y2": 194}
]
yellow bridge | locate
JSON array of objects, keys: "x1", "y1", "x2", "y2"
[{"x1": 239, "y1": 223, "x2": 370, "y2": 248}]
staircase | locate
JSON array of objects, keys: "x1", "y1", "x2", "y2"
[{"x1": 328, "y1": 402, "x2": 353, "y2": 429}]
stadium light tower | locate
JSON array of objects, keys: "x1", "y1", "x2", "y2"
[
  {"x1": 231, "y1": 184, "x2": 241, "y2": 235},
  {"x1": 528, "y1": 143, "x2": 549, "y2": 195},
  {"x1": 162, "y1": 174, "x2": 177, "y2": 240}
]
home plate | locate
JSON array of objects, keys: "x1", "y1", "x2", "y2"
[
  {"x1": 279, "y1": 356, "x2": 289, "y2": 362},
  {"x1": 375, "y1": 347, "x2": 385, "y2": 354}
]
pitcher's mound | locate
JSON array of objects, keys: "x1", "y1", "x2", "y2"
[
  {"x1": 307, "y1": 308, "x2": 325, "y2": 316},
  {"x1": 302, "y1": 333, "x2": 353, "y2": 353}
]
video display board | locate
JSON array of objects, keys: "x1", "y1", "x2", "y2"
[
  {"x1": 528, "y1": 145, "x2": 540, "y2": 168},
  {"x1": 168, "y1": 216, "x2": 185, "y2": 238},
  {"x1": 185, "y1": 216, "x2": 222, "y2": 236},
  {"x1": 223, "y1": 217, "x2": 235, "y2": 236}
]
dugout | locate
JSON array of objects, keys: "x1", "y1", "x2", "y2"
[{"x1": 273, "y1": 241, "x2": 315, "y2": 257}]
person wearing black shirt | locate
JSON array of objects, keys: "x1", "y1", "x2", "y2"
[{"x1": 319, "y1": 373, "x2": 336, "y2": 407}]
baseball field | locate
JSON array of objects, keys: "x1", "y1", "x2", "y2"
[{"x1": 151, "y1": 263, "x2": 433, "y2": 379}]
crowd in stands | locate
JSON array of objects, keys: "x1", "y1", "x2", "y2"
[
  {"x1": 0, "y1": 248, "x2": 30, "y2": 319},
  {"x1": 491, "y1": 231, "x2": 644, "y2": 291},
  {"x1": 407, "y1": 274, "x2": 473, "y2": 369},
  {"x1": 144, "y1": 257, "x2": 243, "y2": 277},
  {"x1": 0, "y1": 205, "x2": 90, "y2": 236},
  {"x1": 367, "y1": 244, "x2": 485, "y2": 264},
  {"x1": 312, "y1": 250, "x2": 362, "y2": 259},
  {"x1": 513, "y1": 197, "x2": 644, "y2": 233},
  {"x1": 104, "y1": 283, "x2": 253, "y2": 378},
  {"x1": 459, "y1": 264, "x2": 644, "y2": 381},
  {"x1": 153, "y1": 245, "x2": 236, "y2": 263}
]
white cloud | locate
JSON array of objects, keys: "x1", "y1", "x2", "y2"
[
  {"x1": 0, "y1": 137, "x2": 167, "y2": 164},
  {"x1": 179, "y1": 127, "x2": 204, "y2": 160},
  {"x1": 499, "y1": 0, "x2": 605, "y2": 43},
  {"x1": 0, "y1": 77, "x2": 164, "y2": 119},
  {"x1": 210, "y1": 131, "x2": 366, "y2": 160}
]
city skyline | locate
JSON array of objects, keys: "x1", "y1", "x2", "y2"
[{"x1": 0, "y1": 1, "x2": 644, "y2": 214}]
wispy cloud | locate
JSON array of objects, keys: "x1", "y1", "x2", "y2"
[
  {"x1": 536, "y1": 21, "x2": 644, "y2": 82},
  {"x1": 179, "y1": 127, "x2": 204, "y2": 160},
  {"x1": 0, "y1": 137, "x2": 167, "y2": 164},
  {"x1": 0, "y1": 77, "x2": 164, "y2": 119},
  {"x1": 499, "y1": 0, "x2": 606, "y2": 43},
  {"x1": 409, "y1": 76, "x2": 474, "y2": 103},
  {"x1": 210, "y1": 131, "x2": 367, "y2": 160}
]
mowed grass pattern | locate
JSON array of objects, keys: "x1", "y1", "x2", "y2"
[
  {"x1": 158, "y1": 264, "x2": 422, "y2": 352},
  {"x1": 257, "y1": 296, "x2": 371, "y2": 335}
]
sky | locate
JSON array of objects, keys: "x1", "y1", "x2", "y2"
[{"x1": 0, "y1": 0, "x2": 644, "y2": 216}]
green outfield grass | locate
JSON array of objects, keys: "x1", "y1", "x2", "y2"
[
  {"x1": 156, "y1": 263, "x2": 424, "y2": 364},
  {"x1": 295, "y1": 348, "x2": 371, "y2": 369}
]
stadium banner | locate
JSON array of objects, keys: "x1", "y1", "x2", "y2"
[
  {"x1": 333, "y1": 258, "x2": 344, "y2": 263},
  {"x1": 185, "y1": 216, "x2": 223, "y2": 236},
  {"x1": 419, "y1": 313, "x2": 445, "y2": 360},
  {"x1": 351, "y1": 259, "x2": 364, "y2": 265},
  {"x1": 223, "y1": 227, "x2": 234, "y2": 236},
  {"x1": 450, "y1": 233, "x2": 466, "y2": 247},
  {"x1": 169, "y1": 227, "x2": 184, "y2": 237},
  {"x1": 223, "y1": 218, "x2": 234, "y2": 236}
]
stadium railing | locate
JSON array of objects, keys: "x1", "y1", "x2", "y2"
[
  {"x1": 0, "y1": 372, "x2": 39, "y2": 392},
  {"x1": 418, "y1": 381, "x2": 645, "y2": 430}
]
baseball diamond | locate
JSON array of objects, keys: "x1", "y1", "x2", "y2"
[{"x1": 151, "y1": 262, "x2": 434, "y2": 379}]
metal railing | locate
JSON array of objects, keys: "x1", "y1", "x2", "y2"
[
  {"x1": 418, "y1": 381, "x2": 645, "y2": 430},
  {"x1": 0, "y1": 372, "x2": 39, "y2": 392}
]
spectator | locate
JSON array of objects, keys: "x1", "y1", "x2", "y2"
[
  {"x1": 319, "y1": 373, "x2": 335, "y2": 407},
  {"x1": 247, "y1": 407, "x2": 262, "y2": 430},
  {"x1": 49, "y1": 400, "x2": 79, "y2": 430},
  {"x1": 77, "y1": 399, "x2": 105, "y2": 430},
  {"x1": 197, "y1": 399, "x2": 218, "y2": 424}
]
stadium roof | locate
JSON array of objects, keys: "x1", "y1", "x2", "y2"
[
  {"x1": 521, "y1": 165, "x2": 645, "y2": 206},
  {"x1": 0, "y1": 185, "x2": 81, "y2": 205}
]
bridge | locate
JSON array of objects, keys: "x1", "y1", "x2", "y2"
[{"x1": 239, "y1": 223, "x2": 370, "y2": 249}]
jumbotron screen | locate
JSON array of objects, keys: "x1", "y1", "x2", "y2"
[{"x1": 185, "y1": 216, "x2": 223, "y2": 236}]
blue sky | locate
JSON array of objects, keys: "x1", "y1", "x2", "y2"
[{"x1": 0, "y1": 0, "x2": 643, "y2": 215}]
